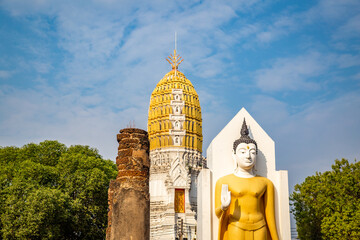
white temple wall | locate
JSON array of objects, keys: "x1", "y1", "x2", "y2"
[
  {"x1": 150, "y1": 175, "x2": 169, "y2": 201},
  {"x1": 197, "y1": 168, "x2": 212, "y2": 240}
]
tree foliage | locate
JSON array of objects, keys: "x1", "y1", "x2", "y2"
[
  {"x1": 0, "y1": 141, "x2": 117, "y2": 240},
  {"x1": 291, "y1": 159, "x2": 360, "y2": 240}
]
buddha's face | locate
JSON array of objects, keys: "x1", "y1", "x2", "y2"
[{"x1": 233, "y1": 143, "x2": 257, "y2": 170}]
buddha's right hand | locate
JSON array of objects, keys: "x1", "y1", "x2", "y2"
[{"x1": 221, "y1": 184, "x2": 231, "y2": 210}]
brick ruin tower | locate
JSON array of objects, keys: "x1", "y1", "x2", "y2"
[{"x1": 106, "y1": 128, "x2": 150, "y2": 240}]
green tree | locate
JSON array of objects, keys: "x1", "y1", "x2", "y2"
[
  {"x1": 291, "y1": 159, "x2": 360, "y2": 240},
  {"x1": 0, "y1": 140, "x2": 117, "y2": 240}
]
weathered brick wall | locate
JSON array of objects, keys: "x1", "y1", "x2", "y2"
[{"x1": 106, "y1": 128, "x2": 150, "y2": 240}]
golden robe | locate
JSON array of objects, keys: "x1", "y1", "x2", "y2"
[{"x1": 215, "y1": 174, "x2": 279, "y2": 240}]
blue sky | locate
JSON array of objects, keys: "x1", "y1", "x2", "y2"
[{"x1": 1, "y1": 0, "x2": 359, "y2": 201}]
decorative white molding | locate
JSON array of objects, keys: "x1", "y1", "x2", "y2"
[{"x1": 150, "y1": 146, "x2": 205, "y2": 239}]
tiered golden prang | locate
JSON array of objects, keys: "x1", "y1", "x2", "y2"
[{"x1": 148, "y1": 66, "x2": 202, "y2": 152}]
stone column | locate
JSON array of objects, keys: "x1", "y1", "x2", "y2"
[{"x1": 106, "y1": 128, "x2": 150, "y2": 240}]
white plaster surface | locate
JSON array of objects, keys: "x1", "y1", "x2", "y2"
[
  {"x1": 197, "y1": 169, "x2": 212, "y2": 240},
  {"x1": 198, "y1": 108, "x2": 291, "y2": 240}
]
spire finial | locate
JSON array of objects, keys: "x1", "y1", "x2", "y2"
[
  {"x1": 175, "y1": 31, "x2": 177, "y2": 51},
  {"x1": 166, "y1": 49, "x2": 183, "y2": 70},
  {"x1": 166, "y1": 32, "x2": 183, "y2": 70}
]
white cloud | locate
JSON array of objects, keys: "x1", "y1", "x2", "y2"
[
  {"x1": 0, "y1": 0, "x2": 54, "y2": 16},
  {"x1": 336, "y1": 54, "x2": 360, "y2": 68},
  {"x1": 333, "y1": 14, "x2": 360, "y2": 40},
  {"x1": 248, "y1": 95, "x2": 289, "y2": 128},
  {"x1": 316, "y1": 0, "x2": 360, "y2": 21},
  {"x1": 300, "y1": 0, "x2": 360, "y2": 45},
  {"x1": 32, "y1": 61, "x2": 52, "y2": 74},
  {"x1": 197, "y1": 89, "x2": 233, "y2": 151},
  {"x1": 254, "y1": 52, "x2": 330, "y2": 91},
  {"x1": 255, "y1": 15, "x2": 297, "y2": 43},
  {"x1": 353, "y1": 72, "x2": 360, "y2": 80},
  {"x1": 242, "y1": 0, "x2": 360, "y2": 47},
  {"x1": 0, "y1": 70, "x2": 12, "y2": 79},
  {"x1": 254, "y1": 50, "x2": 360, "y2": 92}
]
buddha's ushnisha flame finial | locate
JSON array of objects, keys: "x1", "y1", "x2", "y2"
[
  {"x1": 240, "y1": 119, "x2": 249, "y2": 137},
  {"x1": 166, "y1": 49, "x2": 183, "y2": 70},
  {"x1": 233, "y1": 118, "x2": 258, "y2": 152}
]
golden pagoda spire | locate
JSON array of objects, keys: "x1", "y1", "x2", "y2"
[{"x1": 166, "y1": 49, "x2": 183, "y2": 70}]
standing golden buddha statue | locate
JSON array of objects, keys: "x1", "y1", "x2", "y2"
[{"x1": 215, "y1": 119, "x2": 279, "y2": 240}]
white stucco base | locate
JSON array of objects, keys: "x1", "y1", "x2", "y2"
[
  {"x1": 149, "y1": 147, "x2": 204, "y2": 240},
  {"x1": 197, "y1": 169, "x2": 212, "y2": 239},
  {"x1": 197, "y1": 108, "x2": 291, "y2": 240}
]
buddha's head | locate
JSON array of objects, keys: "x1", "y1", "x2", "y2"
[{"x1": 232, "y1": 119, "x2": 257, "y2": 170}]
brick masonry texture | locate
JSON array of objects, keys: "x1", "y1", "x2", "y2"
[{"x1": 106, "y1": 128, "x2": 150, "y2": 240}]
